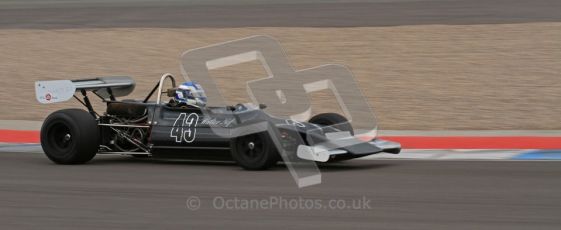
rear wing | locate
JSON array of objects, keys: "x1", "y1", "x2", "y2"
[{"x1": 35, "y1": 76, "x2": 135, "y2": 104}]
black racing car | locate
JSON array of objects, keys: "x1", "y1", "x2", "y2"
[{"x1": 34, "y1": 74, "x2": 400, "y2": 170}]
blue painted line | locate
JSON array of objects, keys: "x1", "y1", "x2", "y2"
[
  {"x1": 0, "y1": 144, "x2": 43, "y2": 153},
  {"x1": 513, "y1": 150, "x2": 561, "y2": 160},
  {"x1": 0, "y1": 144, "x2": 41, "y2": 148}
]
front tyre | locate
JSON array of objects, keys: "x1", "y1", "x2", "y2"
[
  {"x1": 308, "y1": 113, "x2": 354, "y2": 135},
  {"x1": 40, "y1": 109, "x2": 100, "y2": 164},
  {"x1": 230, "y1": 132, "x2": 279, "y2": 170}
]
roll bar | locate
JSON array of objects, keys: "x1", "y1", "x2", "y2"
[{"x1": 143, "y1": 73, "x2": 177, "y2": 104}]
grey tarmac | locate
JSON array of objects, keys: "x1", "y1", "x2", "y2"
[
  {"x1": 0, "y1": 151, "x2": 559, "y2": 229},
  {"x1": 1, "y1": 0, "x2": 560, "y2": 29}
]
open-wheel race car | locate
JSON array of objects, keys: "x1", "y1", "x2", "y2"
[{"x1": 34, "y1": 74, "x2": 400, "y2": 170}]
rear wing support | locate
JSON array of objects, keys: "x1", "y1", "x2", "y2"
[{"x1": 74, "y1": 89, "x2": 97, "y2": 117}]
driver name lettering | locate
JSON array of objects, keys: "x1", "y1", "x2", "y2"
[{"x1": 200, "y1": 117, "x2": 236, "y2": 127}]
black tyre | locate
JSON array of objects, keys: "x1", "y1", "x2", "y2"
[
  {"x1": 308, "y1": 113, "x2": 353, "y2": 135},
  {"x1": 230, "y1": 132, "x2": 279, "y2": 170},
  {"x1": 40, "y1": 109, "x2": 100, "y2": 164}
]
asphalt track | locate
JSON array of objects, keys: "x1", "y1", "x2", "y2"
[
  {"x1": 0, "y1": 151, "x2": 560, "y2": 229},
  {"x1": 1, "y1": 0, "x2": 560, "y2": 29}
]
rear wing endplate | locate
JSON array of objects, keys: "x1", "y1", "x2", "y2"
[{"x1": 35, "y1": 76, "x2": 135, "y2": 104}]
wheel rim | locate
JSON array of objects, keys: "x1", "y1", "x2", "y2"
[
  {"x1": 47, "y1": 122, "x2": 73, "y2": 152},
  {"x1": 237, "y1": 134, "x2": 266, "y2": 161}
]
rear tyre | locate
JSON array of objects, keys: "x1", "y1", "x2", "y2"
[
  {"x1": 40, "y1": 109, "x2": 100, "y2": 164},
  {"x1": 308, "y1": 113, "x2": 353, "y2": 135},
  {"x1": 230, "y1": 132, "x2": 279, "y2": 170}
]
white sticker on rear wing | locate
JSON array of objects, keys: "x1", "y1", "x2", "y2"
[{"x1": 35, "y1": 80, "x2": 76, "y2": 104}]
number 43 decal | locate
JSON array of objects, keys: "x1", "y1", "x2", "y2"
[{"x1": 170, "y1": 113, "x2": 199, "y2": 143}]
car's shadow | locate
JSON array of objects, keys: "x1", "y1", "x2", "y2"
[
  {"x1": 90, "y1": 155, "x2": 396, "y2": 172},
  {"x1": 315, "y1": 162, "x2": 395, "y2": 172}
]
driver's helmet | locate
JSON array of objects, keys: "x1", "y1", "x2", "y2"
[{"x1": 173, "y1": 81, "x2": 207, "y2": 107}]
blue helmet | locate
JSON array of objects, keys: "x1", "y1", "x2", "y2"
[{"x1": 173, "y1": 81, "x2": 207, "y2": 107}]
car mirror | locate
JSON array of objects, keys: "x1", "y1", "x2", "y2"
[{"x1": 166, "y1": 88, "x2": 176, "y2": 97}]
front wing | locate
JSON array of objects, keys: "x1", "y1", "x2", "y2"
[{"x1": 296, "y1": 138, "x2": 401, "y2": 162}]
